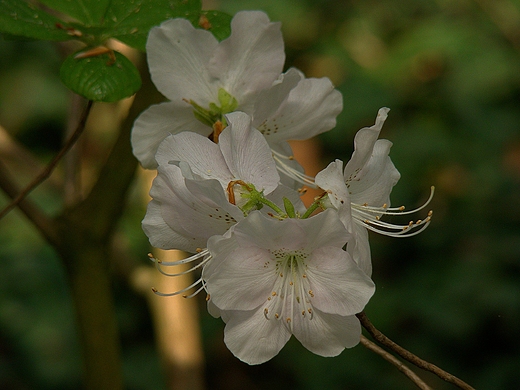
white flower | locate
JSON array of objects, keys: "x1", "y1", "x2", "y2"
[
  {"x1": 203, "y1": 209, "x2": 375, "y2": 365},
  {"x1": 131, "y1": 10, "x2": 342, "y2": 179},
  {"x1": 315, "y1": 108, "x2": 433, "y2": 275},
  {"x1": 142, "y1": 111, "x2": 283, "y2": 253}
]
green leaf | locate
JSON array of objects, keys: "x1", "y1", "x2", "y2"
[
  {"x1": 0, "y1": 0, "x2": 72, "y2": 41},
  {"x1": 200, "y1": 10, "x2": 232, "y2": 41},
  {"x1": 60, "y1": 50, "x2": 141, "y2": 102},
  {"x1": 38, "y1": 0, "x2": 111, "y2": 26},
  {"x1": 106, "y1": 0, "x2": 202, "y2": 51}
]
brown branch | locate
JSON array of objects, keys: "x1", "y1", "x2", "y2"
[
  {"x1": 0, "y1": 159, "x2": 59, "y2": 247},
  {"x1": 360, "y1": 335, "x2": 432, "y2": 390},
  {"x1": 0, "y1": 100, "x2": 93, "y2": 221},
  {"x1": 356, "y1": 312, "x2": 475, "y2": 390}
]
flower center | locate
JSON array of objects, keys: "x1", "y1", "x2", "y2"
[
  {"x1": 185, "y1": 88, "x2": 238, "y2": 143},
  {"x1": 263, "y1": 249, "x2": 315, "y2": 331}
]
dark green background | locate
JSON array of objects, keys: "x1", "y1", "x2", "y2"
[{"x1": 1, "y1": 0, "x2": 519, "y2": 388}]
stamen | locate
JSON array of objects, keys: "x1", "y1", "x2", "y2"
[
  {"x1": 149, "y1": 250, "x2": 211, "y2": 298},
  {"x1": 271, "y1": 149, "x2": 317, "y2": 187},
  {"x1": 151, "y1": 278, "x2": 204, "y2": 297},
  {"x1": 351, "y1": 186, "x2": 434, "y2": 238}
]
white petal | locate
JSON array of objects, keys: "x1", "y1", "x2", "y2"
[
  {"x1": 348, "y1": 139, "x2": 400, "y2": 207},
  {"x1": 219, "y1": 112, "x2": 280, "y2": 194},
  {"x1": 205, "y1": 246, "x2": 275, "y2": 311},
  {"x1": 142, "y1": 200, "x2": 199, "y2": 251},
  {"x1": 156, "y1": 133, "x2": 233, "y2": 189},
  {"x1": 252, "y1": 68, "x2": 302, "y2": 127},
  {"x1": 292, "y1": 311, "x2": 361, "y2": 356},
  {"x1": 303, "y1": 209, "x2": 351, "y2": 251},
  {"x1": 152, "y1": 165, "x2": 239, "y2": 242},
  {"x1": 209, "y1": 11, "x2": 285, "y2": 108},
  {"x1": 147, "y1": 18, "x2": 218, "y2": 105},
  {"x1": 307, "y1": 246, "x2": 375, "y2": 316},
  {"x1": 207, "y1": 299, "x2": 221, "y2": 319},
  {"x1": 233, "y1": 211, "x2": 307, "y2": 252},
  {"x1": 344, "y1": 107, "x2": 390, "y2": 183},
  {"x1": 315, "y1": 159, "x2": 353, "y2": 230},
  {"x1": 256, "y1": 72, "x2": 343, "y2": 143},
  {"x1": 348, "y1": 224, "x2": 372, "y2": 276},
  {"x1": 222, "y1": 307, "x2": 291, "y2": 365},
  {"x1": 131, "y1": 102, "x2": 210, "y2": 169}
]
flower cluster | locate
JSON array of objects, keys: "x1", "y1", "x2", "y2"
[{"x1": 132, "y1": 11, "x2": 433, "y2": 364}]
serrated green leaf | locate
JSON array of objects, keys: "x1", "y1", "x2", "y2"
[
  {"x1": 0, "y1": 0, "x2": 72, "y2": 41},
  {"x1": 38, "y1": 0, "x2": 111, "y2": 26},
  {"x1": 106, "y1": 0, "x2": 202, "y2": 51},
  {"x1": 60, "y1": 50, "x2": 141, "y2": 102},
  {"x1": 200, "y1": 10, "x2": 232, "y2": 41}
]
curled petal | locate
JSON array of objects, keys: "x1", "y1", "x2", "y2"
[
  {"x1": 348, "y1": 139, "x2": 400, "y2": 207},
  {"x1": 344, "y1": 107, "x2": 391, "y2": 184}
]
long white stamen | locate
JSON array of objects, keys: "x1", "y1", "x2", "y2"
[
  {"x1": 352, "y1": 187, "x2": 434, "y2": 237},
  {"x1": 152, "y1": 278, "x2": 204, "y2": 297},
  {"x1": 353, "y1": 186, "x2": 435, "y2": 216},
  {"x1": 272, "y1": 149, "x2": 317, "y2": 187},
  {"x1": 149, "y1": 250, "x2": 211, "y2": 298},
  {"x1": 154, "y1": 255, "x2": 210, "y2": 277}
]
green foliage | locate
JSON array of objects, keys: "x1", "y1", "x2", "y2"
[
  {"x1": 60, "y1": 50, "x2": 141, "y2": 102},
  {"x1": 0, "y1": 0, "x2": 232, "y2": 101},
  {"x1": 0, "y1": 0, "x2": 72, "y2": 40},
  {"x1": 2, "y1": 0, "x2": 520, "y2": 389}
]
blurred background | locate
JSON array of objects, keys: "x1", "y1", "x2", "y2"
[{"x1": 1, "y1": 0, "x2": 520, "y2": 389}]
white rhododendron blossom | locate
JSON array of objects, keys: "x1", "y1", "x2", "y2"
[
  {"x1": 203, "y1": 210, "x2": 375, "y2": 364},
  {"x1": 142, "y1": 111, "x2": 282, "y2": 253},
  {"x1": 131, "y1": 10, "x2": 342, "y2": 185},
  {"x1": 137, "y1": 9, "x2": 434, "y2": 365},
  {"x1": 315, "y1": 108, "x2": 433, "y2": 275}
]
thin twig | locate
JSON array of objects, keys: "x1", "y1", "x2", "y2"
[
  {"x1": 0, "y1": 100, "x2": 93, "y2": 220},
  {"x1": 360, "y1": 335, "x2": 432, "y2": 390},
  {"x1": 0, "y1": 159, "x2": 59, "y2": 246},
  {"x1": 356, "y1": 312, "x2": 475, "y2": 390}
]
